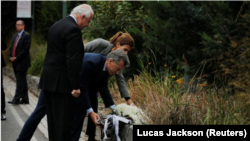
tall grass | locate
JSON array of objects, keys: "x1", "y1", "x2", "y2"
[
  {"x1": 109, "y1": 56, "x2": 250, "y2": 125},
  {"x1": 127, "y1": 70, "x2": 250, "y2": 125}
]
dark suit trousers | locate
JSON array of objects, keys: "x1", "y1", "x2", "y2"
[
  {"x1": 1, "y1": 70, "x2": 6, "y2": 114},
  {"x1": 16, "y1": 90, "x2": 46, "y2": 141},
  {"x1": 13, "y1": 67, "x2": 29, "y2": 102},
  {"x1": 86, "y1": 86, "x2": 99, "y2": 137},
  {"x1": 16, "y1": 89, "x2": 84, "y2": 141},
  {"x1": 71, "y1": 85, "x2": 98, "y2": 141},
  {"x1": 44, "y1": 90, "x2": 76, "y2": 141},
  {"x1": 71, "y1": 102, "x2": 86, "y2": 141}
]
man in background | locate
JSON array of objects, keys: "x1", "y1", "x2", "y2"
[{"x1": 8, "y1": 20, "x2": 31, "y2": 105}]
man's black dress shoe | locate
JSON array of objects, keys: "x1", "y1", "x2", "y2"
[{"x1": 8, "y1": 100, "x2": 19, "y2": 104}]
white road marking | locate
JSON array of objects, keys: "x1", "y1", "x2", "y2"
[{"x1": 5, "y1": 96, "x2": 38, "y2": 141}]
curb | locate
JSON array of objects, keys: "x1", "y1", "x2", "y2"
[{"x1": 3, "y1": 66, "x2": 41, "y2": 97}]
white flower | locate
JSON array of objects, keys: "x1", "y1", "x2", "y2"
[{"x1": 114, "y1": 103, "x2": 148, "y2": 125}]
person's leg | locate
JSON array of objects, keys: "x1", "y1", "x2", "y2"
[
  {"x1": 44, "y1": 90, "x2": 54, "y2": 141},
  {"x1": 11, "y1": 68, "x2": 21, "y2": 102},
  {"x1": 70, "y1": 102, "x2": 86, "y2": 141},
  {"x1": 45, "y1": 90, "x2": 76, "y2": 141},
  {"x1": 13, "y1": 69, "x2": 28, "y2": 102},
  {"x1": 16, "y1": 90, "x2": 46, "y2": 141},
  {"x1": 86, "y1": 89, "x2": 99, "y2": 141},
  {"x1": 20, "y1": 69, "x2": 29, "y2": 103},
  {"x1": 1, "y1": 70, "x2": 6, "y2": 120}
]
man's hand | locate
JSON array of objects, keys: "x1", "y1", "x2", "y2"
[
  {"x1": 10, "y1": 57, "x2": 17, "y2": 62},
  {"x1": 126, "y1": 99, "x2": 134, "y2": 106},
  {"x1": 71, "y1": 89, "x2": 80, "y2": 98},
  {"x1": 89, "y1": 112, "x2": 100, "y2": 125}
]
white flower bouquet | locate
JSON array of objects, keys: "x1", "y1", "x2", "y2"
[{"x1": 114, "y1": 103, "x2": 147, "y2": 125}]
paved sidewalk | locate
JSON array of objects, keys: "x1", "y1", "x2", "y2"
[
  {"x1": 2, "y1": 93, "x2": 47, "y2": 141},
  {"x1": 2, "y1": 74, "x2": 102, "y2": 141}
]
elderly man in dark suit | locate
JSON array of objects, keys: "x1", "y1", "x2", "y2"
[
  {"x1": 38, "y1": 4, "x2": 94, "y2": 141},
  {"x1": 8, "y1": 20, "x2": 31, "y2": 105},
  {"x1": 72, "y1": 49, "x2": 130, "y2": 141}
]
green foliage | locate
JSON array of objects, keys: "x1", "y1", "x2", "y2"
[
  {"x1": 35, "y1": 1, "x2": 62, "y2": 41},
  {"x1": 84, "y1": 1, "x2": 147, "y2": 79},
  {"x1": 83, "y1": 1, "x2": 238, "y2": 86},
  {"x1": 84, "y1": 1, "x2": 146, "y2": 38},
  {"x1": 141, "y1": 1, "x2": 234, "y2": 78},
  {"x1": 201, "y1": 1, "x2": 250, "y2": 94},
  {"x1": 35, "y1": 1, "x2": 87, "y2": 42},
  {"x1": 98, "y1": 98, "x2": 104, "y2": 104},
  {"x1": 28, "y1": 44, "x2": 46, "y2": 77},
  {"x1": 28, "y1": 55, "x2": 44, "y2": 77}
]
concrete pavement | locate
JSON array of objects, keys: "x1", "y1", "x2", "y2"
[{"x1": 1, "y1": 93, "x2": 47, "y2": 141}]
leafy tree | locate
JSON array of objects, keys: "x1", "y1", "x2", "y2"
[
  {"x1": 35, "y1": 1, "x2": 87, "y2": 42},
  {"x1": 84, "y1": 1, "x2": 147, "y2": 79},
  {"x1": 83, "y1": 1, "x2": 247, "y2": 92},
  {"x1": 35, "y1": 1, "x2": 62, "y2": 41},
  {"x1": 200, "y1": 1, "x2": 250, "y2": 93},
  {"x1": 139, "y1": 1, "x2": 234, "y2": 78}
]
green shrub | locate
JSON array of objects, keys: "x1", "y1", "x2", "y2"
[
  {"x1": 28, "y1": 44, "x2": 46, "y2": 77},
  {"x1": 28, "y1": 55, "x2": 45, "y2": 77},
  {"x1": 84, "y1": 1, "x2": 147, "y2": 80}
]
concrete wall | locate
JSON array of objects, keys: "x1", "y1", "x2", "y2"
[{"x1": 3, "y1": 66, "x2": 41, "y2": 97}]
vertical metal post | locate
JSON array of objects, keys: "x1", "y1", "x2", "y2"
[
  {"x1": 32, "y1": 1, "x2": 35, "y2": 37},
  {"x1": 63, "y1": 1, "x2": 67, "y2": 18}
]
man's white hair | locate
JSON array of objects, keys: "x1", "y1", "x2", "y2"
[{"x1": 71, "y1": 4, "x2": 94, "y2": 18}]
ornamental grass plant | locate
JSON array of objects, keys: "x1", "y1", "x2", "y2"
[
  {"x1": 108, "y1": 59, "x2": 250, "y2": 125},
  {"x1": 126, "y1": 72, "x2": 250, "y2": 125}
]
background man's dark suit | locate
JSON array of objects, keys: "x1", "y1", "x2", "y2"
[
  {"x1": 39, "y1": 16, "x2": 84, "y2": 141},
  {"x1": 9, "y1": 31, "x2": 31, "y2": 103},
  {"x1": 72, "y1": 53, "x2": 115, "y2": 141}
]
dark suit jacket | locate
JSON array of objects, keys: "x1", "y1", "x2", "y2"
[
  {"x1": 9, "y1": 31, "x2": 31, "y2": 71},
  {"x1": 84, "y1": 38, "x2": 130, "y2": 98},
  {"x1": 80, "y1": 53, "x2": 114, "y2": 109},
  {"x1": 39, "y1": 16, "x2": 84, "y2": 94}
]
